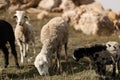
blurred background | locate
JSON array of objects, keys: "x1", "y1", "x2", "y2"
[{"x1": 0, "y1": 0, "x2": 120, "y2": 80}]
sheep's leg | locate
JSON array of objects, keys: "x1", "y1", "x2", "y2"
[
  {"x1": 112, "y1": 63, "x2": 116, "y2": 77},
  {"x1": 9, "y1": 40, "x2": 20, "y2": 69},
  {"x1": 101, "y1": 64, "x2": 106, "y2": 76},
  {"x1": 18, "y1": 41, "x2": 24, "y2": 63},
  {"x1": 32, "y1": 42, "x2": 36, "y2": 54},
  {"x1": 1, "y1": 46, "x2": 9, "y2": 68},
  {"x1": 56, "y1": 46, "x2": 62, "y2": 74},
  {"x1": 23, "y1": 43, "x2": 26, "y2": 57},
  {"x1": 64, "y1": 43, "x2": 68, "y2": 62},
  {"x1": 117, "y1": 60, "x2": 120, "y2": 78},
  {"x1": 26, "y1": 43, "x2": 29, "y2": 55}
]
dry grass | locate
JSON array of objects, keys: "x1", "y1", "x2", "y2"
[{"x1": 0, "y1": 10, "x2": 120, "y2": 80}]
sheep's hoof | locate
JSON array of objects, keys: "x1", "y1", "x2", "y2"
[
  {"x1": 25, "y1": 54, "x2": 27, "y2": 57},
  {"x1": 16, "y1": 64, "x2": 20, "y2": 69},
  {"x1": 112, "y1": 73, "x2": 116, "y2": 77},
  {"x1": 56, "y1": 68, "x2": 62, "y2": 75},
  {"x1": 4, "y1": 64, "x2": 8, "y2": 68}
]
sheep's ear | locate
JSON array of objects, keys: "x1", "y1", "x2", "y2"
[{"x1": 13, "y1": 15, "x2": 17, "y2": 19}]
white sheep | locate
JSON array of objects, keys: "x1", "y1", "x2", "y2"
[
  {"x1": 14, "y1": 10, "x2": 36, "y2": 63},
  {"x1": 34, "y1": 17, "x2": 69, "y2": 75}
]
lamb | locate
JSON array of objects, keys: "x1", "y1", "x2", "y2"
[
  {"x1": 72, "y1": 44, "x2": 106, "y2": 62},
  {"x1": 0, "y1": 20, "x2": 19, "y2": 68},
  {"x1": 34, "y1": 17, "x2": 69, "y2": 75},
  {"x1": 13, "y1": 10, "x2": 36, "y2": 63},
  {"x1": 73, "y1": 41, "x2": 120, "y2": 77}
]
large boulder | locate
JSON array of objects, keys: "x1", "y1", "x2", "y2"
[
  {"x1": 62, "y1": 1, "x2": 115, "y2": 36},
  {"x1": 62, "y1": 2, "x2": 104, "y2": 25},
  {"x1": 20, "y1": 0, "x2": 40, "y2": 9},
  {"x1": 59, "y1": 0, "x2": 76, "y2": 11},
  {"x1": 72, "y1": 0, "x2": 95, "y2": 6},
  {"x1": 74, "y1": 11, "x2": 115, "y2": 36},
  {"x1": 0, "y1": 0, "x2": 7, "y2": 9},
  {"x1": 38, "y1": 0, "x2": 61, "y2": 11},
  {"x1": 79, "y1": 0, "x2": 95, "y2": 5}
]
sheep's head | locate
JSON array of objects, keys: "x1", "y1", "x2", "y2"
[
  {"x1": 34, "y1": 54, "x2": 50, "y2": 76},
  {"x1": 73, "y1": 48, "x2": 84, "y2": 62},
  {"x1": 13, "y1": 10, "x2": 29, "y2": 25},
  {"x1": 106, "y1": 41, "x2": 120, "y2": 54}
]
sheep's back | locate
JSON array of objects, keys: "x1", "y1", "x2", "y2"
[
  {"x1": 41, "y1": 17, "x2": 68, "y2": 45},
  {"x1": 0, "y1": 20, "x2": 15, "y2": 46}
]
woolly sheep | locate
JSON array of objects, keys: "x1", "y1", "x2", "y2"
[
  {"x1": 34, "y1": 17, "x2": 69, "y2": 75},
  {"x1": 14, "y1": 10, "x2": 36, "y2": 63}
]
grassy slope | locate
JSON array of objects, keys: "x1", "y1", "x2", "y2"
[{"x1": 0, "y1": 10, "x2": 120, "y2": 80}]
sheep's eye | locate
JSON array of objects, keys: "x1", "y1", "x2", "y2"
[
  {"x1": 41, "y1": 64, "x2": 44, "y2": 68},
  {"x1": 108, "y1": 44, "x2": 111, "y2": 47},
  {"x1": 13, "y1": 15, "x2": 17, "y2": 19}
]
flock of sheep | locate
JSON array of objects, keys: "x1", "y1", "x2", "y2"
[{"x1": 0, "y1": 10, "x2": 120, "y2": 79}]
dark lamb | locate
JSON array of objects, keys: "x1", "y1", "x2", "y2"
[{"x1": 73, "y1": 44, "x2": 106, "y2": 62}]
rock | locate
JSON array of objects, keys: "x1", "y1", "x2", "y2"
[
  {"x1": 60, "y1": 0, "x2": 76, "y2": 11},
  {"x1": 79, "y1": 0, "x2": 95, "y2": 5},
  {"x1": 0, "y1": 0, "x2": 7, "y2": 9},
  {"x1": 74, "y1": 11, "x2": 115, "y2": 36},
  {"x1": 37, "y1": 10, "x2": 49, "y2": 20},
  {"x1": 26, "y1": 8, "x2": 42, "y2": 14},
  {"x1": 62, "y1": 2, "x2": 104, "y2": 25},
  {"x1": 38, "y1": 0, "x2": 61, "y2": 11},
  {"x1": 72, "y1": 0, "x2": 95, "y2": 6},
  {"x1": 62, "y1": 1, "x2": 115, "y2": 36}
]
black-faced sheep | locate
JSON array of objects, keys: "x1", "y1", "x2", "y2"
[
  {"x1": 13, "y1": 10, "x2": 36, "y2": 63},
  {"x1": 0, "y1": 20, "x2": 19, "y2": 68},
  {"x1": 73, "y1": 41, "x2": 120, "y2": 77},
  {"x1": 34, "y1": 17, "x2": 69, "y2": 75}
]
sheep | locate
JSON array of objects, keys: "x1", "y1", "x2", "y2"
[
  {"x1": 73, "y1": 41, "x2": 120, "y2": 77},
  {"x1": 72, "y1": 44, "x2": 106, "y2": 62},
  {"x1": 92, "y1": 41, "x2": 120, "y2": 77},
  {"x1": 0, "y1": 20, "x2": 19, "y2": 68},
  {"x1": 34, "y1": 17, "x2": 69, "y2": 75},
  {"x1": 13, "y1": 10, "x2": 36, "y2": 63}
]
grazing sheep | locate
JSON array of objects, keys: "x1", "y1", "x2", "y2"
[
  {"x1": 73, "y1": 41, "x2": 120, "y2": 77},
  {"x1": 14, "y1": 10, "x2": 36, "y2": 63},
  {"x1": 34, "y1": 17, "x2": 69, "y2": 75},
  {"x1": 0, "y1": 20, "x2": 19, "y2": 68},
  {"x1": 72, "y1": 44, "x2": 106, "y2": 62}
]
